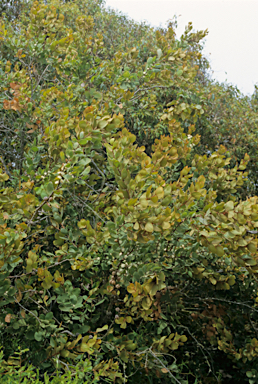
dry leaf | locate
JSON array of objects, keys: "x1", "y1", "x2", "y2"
[
  {"x1": 16, "y1": 290, "x2": 22, "y2": 302},
  {"x1": 10, "y1": 82, "x2": 21, "y2": 90},
  {"x1": 21, "y1": 310, "x2": 26, "y2": 318},
  {"x1": 5, "y1": 314, "x2": 12, "y2": 323}
]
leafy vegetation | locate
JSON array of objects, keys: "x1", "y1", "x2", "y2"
[{"x1": 1, "y1": 1, "x2": 258, "y2": 383}]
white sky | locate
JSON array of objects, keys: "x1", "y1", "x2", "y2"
[{"x1": 104, "y1": 0, "x2": 258, "y2": 97}]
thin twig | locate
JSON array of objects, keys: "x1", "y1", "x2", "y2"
[
  {"x1": 149, "y1": 348, "x2": 182, "y2": 384},
  {"x1": 66, "y1": 189, "x2": 107, "y2": 223},
  {"x1": 27, "y1": 185, "x2": 59, "y2": 227},
  {"x1": 15, "y1": 299, "x2": 43, "y2": 324},
  {"x1": 177, "y1": 324, "x2": 218, "y2": 382},
  {"x1": 203, "y1": 297, "x2": 258, "y2": 314}
]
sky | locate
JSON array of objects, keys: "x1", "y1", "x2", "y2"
[{"x1": 104, "y1": 0, "x2": 258, "y2": 97}]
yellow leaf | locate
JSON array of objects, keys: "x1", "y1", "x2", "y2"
[
  {"x1": 16, "y1": 290, "x2": 22, "y2": 303},
  {"x1": 96, "y1": 324, "x2": 108, "y2": 333},
  {"x1": 171, "y1": 341, "x2": 179, "y2": 350},
  {"x1": 127, "y1": 283, "x2": 136, "y2": 294},
  {"x1": 80, "y1": 343, "x2": 90, "y2": 353},
  {"x1": 180, "y1": 335, "x2": 187, "y2": 342},
  {"x1": 20, "y1": 310, "x2": 26, "y2": 318},
  {"x1": 145, "y1": 222, "x2": 154, "y2": 233},
  {"x1": 0, "y1": 173, "x2": 9, "y2": 181},
  {"x1": 209, "y1": 277, "x2": 217, "y2": 285},
  {"x1": 142, "y1": 297, "x2": 152, "y2": 310},
  {"x1": 224, "y1": 201, "x2": 234, "y2": 211},
  {"x1": 162, "y1": 221, "x2": 170, "y2": 230},
  {"x1": 134, "y1": 222, "x2": 139, "y2": 230},
  {"x1": 155, "y1": 187, "x2": 164, "y2": 199}
]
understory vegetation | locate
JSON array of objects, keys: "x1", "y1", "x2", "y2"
[{"x1": 1, "y1": 0, "x2": 258, "y2": 382}]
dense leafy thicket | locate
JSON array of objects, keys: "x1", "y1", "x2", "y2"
[{"x1": 1, "y1": 1, "x2": 258, "y2": 383}]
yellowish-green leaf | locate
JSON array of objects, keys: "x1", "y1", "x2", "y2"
[{"x1": 145, "y1": 222, "x2": 154, "y2": 233}]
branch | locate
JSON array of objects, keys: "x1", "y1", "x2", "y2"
[
  {"x1": 27, "y1": 183, "x2": 61, "y2": 227},
  {"x1": 203, "y1": 297, "x2": 258, "y2": 314},
  {"x1": 177, "y1": 324, "x2": 218, "y2": 382},
  {"x1": 0, "y1": 155, "x2": 12, "y2": 180},
  {"x1": 15, "y1": 299, "x2": 43, "y2": 325},
  {"x1": 136, "y1": 347, "x2": 182, "y2": 383},
  {"x1": 115, "y1": 85, "x2": 173, "y2": 105},
  {"x1": 66, "y1": 189, "x2": 107, "y2": 223},
  {"x1": 148, "y1": 348, "x2": 182, "y2": 384}
]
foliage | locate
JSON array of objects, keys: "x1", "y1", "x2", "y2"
[
  {"x1": 193, "y1": 81, "x2": 258, "y2": 199},
  {"x1": 1, "y1": 1, "x2": 258, "y2": 383},
  {"x1": 0, "y1": 347, "x2": 99, "y2": 383}
]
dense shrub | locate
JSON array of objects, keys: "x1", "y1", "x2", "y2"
[{"x1": 1, "y1": 1, "x2": 258, "y2": 383}]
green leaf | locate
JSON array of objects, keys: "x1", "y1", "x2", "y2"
[
  {"x1": 79, "y1": 121, "x2": 87, "y2": 129},
  {"x1": 60, "y1": 151, "x2": 65, "y2": 161},
  {"x1": 224, "y1": 201, "x2": 234, "y2": 211},
  {"x1": 120, "y1": 350, "x2": 128, "y2": 363},
  {"x1": 176, "y1": 69, "x2": 183, "y2": 76},
  {"x1": 79, "y1": 138, "x2": 92, "y2": 145},
  {"x1": 34, "y1": 332, "x2": 43, "y2": 342},
  {"x1": 98, "y1": 120, "x2": 108, "y2": 129},
  {"x1": 45, "y1": 182, "x2": 54, "y2": 195},
  {"x1": 215, "y1": 246, "x2": 224, "y2": 257}
]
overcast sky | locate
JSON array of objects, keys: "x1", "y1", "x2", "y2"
[{"x1": 104, "y1": 0, "x2": 258, "y2": 97}]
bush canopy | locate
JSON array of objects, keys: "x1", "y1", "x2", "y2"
[{"x1": 1, "y1": 1, "x2": 258, "y2": 383}]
